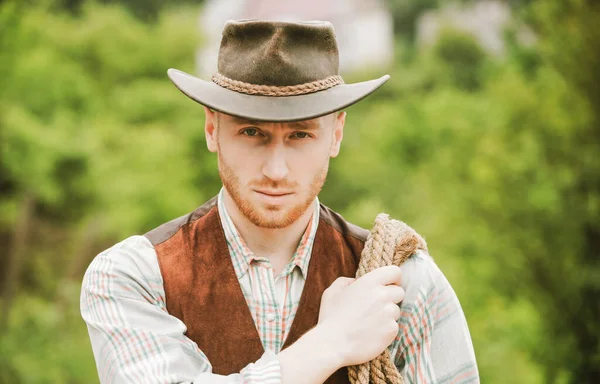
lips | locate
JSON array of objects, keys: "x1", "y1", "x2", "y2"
[
  {"x1": 255, "y1": 190, "x2": 293, "y2": 197},
  {"x1": 254, "y1": 189, "x2": 295, "y2": 205}
]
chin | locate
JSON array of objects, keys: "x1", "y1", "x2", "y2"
[
  {"x1": 253, "y1": 209, "x2": 294, "y2": 228},
  {"x1": 245, "y1": 202, "x2": 303, "y2": 229}
]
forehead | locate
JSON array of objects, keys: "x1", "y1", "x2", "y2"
[{"x1": 218, "y1": 112, "x2": 328, "y2": 129}]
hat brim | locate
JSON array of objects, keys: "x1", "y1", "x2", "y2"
[{"x1": 167, "y1": 68, "x2": 390, "y2": 122}]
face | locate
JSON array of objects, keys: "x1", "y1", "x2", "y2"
[{"x1": 204, "y1": 108, "x2": 345, "y2": 229}]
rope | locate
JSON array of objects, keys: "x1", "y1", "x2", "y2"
[
  {"x1": 212, "y1": 72, "x2": 344, "y2": 96},
  {"x1": 348, "y1": 213, "x2": 428, "y2": 384}
]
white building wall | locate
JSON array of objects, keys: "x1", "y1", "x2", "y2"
[{"x1": 417, "y1": 1, "x2": 512, "y2": 57}]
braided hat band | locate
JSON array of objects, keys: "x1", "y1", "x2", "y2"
[{"x1": 212, "y1": 72, "x2": 345, "y2": 96}]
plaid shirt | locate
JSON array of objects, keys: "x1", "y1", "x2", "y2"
[
  {"x1": 81, "y1": 190, "x2": 479, "y2": 383},
  {"x1": 218, "y1": 189, "x2": 319, "y2": 353}
]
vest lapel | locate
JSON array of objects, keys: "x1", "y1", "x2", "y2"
[
  {"x1": 153, "y1": 205, "x2": 265, "y2": 375},
  {"x1": 282, "y1": 210, "x2": 362, "y2": 383}
]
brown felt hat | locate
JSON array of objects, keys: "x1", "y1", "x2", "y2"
[{"x1": 168, "y1": 19, "x2": 390, "y2": 122}]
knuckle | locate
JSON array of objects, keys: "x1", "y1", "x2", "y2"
[
  {"x1": 386, "y1": 321, "x2": 399, "y2": 338},
  {"x1": 325, "y1": 278, "x2": 340, "y2": 290},
  {"x1": 387, "y1": 265, "x2": 402, "y2": 276},
  {"x1": 396, "y1": 287, "x2": 406, "y2": 301},
  {"x1": 393, "y1": 305, "x2": 402, "y2": 320},
  {"x1": 395, "y1": 265, "x2": 403, "y2": 276},
  {"x1": 400, "y1": 288, "x2": 406, "y2": 300},
  {"x1": 387, "y1": 303, "x2": 400, "y2": 316},
  {"x1": 376, "y1": 287, "x2": 388, "y2": 301}
]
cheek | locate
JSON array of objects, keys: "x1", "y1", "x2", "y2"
[
  {"x1": 219, "y1": 145, "x2": 254, "y2": 180},
  {"x1": 289, "y1": 146, "x2": 329, "y2": 179}
]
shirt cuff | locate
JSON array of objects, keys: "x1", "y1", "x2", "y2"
[
  {"x1": 240, "y1": 350, "x2": 281, "y2": 383},
  {"x1": 192, "y1": 350, "x2": 281, "y2": 384}
]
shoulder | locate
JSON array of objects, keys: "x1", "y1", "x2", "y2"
[
  {"x1": 397, "y1": 250, "x2": 451, "y2": 321},
  {"x1": 85, "y1": 235, "x2": 157, "y2": 275},
  {"x1": 399, "y1": 250, "x2": 444, "y2": 291},
  {"x1": 398, "y1": 250, "x2": 462, "y2": 327},
  {"x1": 145, "y1": 196, "x2": 218, "y2": 246},
  {"x1": 82, "y1": 235, "x2": 164, "y2": 301},
  {"x1": 318, "y1": 203, "x2": 369, "y2": 242}
]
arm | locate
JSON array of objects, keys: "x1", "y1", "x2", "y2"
[
  {"x1": 80, "y1": 236, "x2": 281, "y2": 384},
  {"x1": 390, "y1": 251, "x2": 479, "y2": 384},
  {"x1": 82, "y1": 236, "x2": 407, "y2": 384},
  {"x1": 277, "y1": 325, "x2": 344, "y2": 384}
]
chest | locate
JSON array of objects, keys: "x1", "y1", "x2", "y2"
[
  {"x1": 239, "y1": 262, "x2": 305, "y2": 352},
  {"x1": 150, "y1": 206, "x2": 367, "y2": 382}
]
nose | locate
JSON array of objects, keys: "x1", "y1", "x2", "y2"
[{"x1": 261, "y1": 143, "x2": 289, "y2": 182}]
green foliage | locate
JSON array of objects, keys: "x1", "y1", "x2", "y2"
[
  {"x1": 386, "y1": 0, "x2": 439, "y2": 39},
  {"x1": 0, "y1": 287, "x2": 97, "y2": 384},
  {"x1": 51, "y1": 0, "x2": 206, "y2": 21},
  {"x1": 1, "y1": 0, "x2": 598, "y2": 383},
  {"x1": 0, "y1": 0, "x2": 210, "y2": 236},
  {"x1": 324, "y1": 6, "x2": 600, "y2": 381},
  {"x1": 432, "y1": 28, "x2": 488, "y2": 90},
  {"x1": 0, "y1": 2, "x2": 209, "y2": 381}
]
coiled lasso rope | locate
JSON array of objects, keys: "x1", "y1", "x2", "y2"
[{"x1": 347, "y1": 213, "x2": 428, "y2": 384}]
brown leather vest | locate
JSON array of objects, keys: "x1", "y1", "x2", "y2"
[{"x1": 145, "y1": 197, "x2": 368, "y2": 382}]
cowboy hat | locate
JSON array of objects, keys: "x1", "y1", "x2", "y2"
[{"x1": 168, "y1": 19, "x2": 390, "y2": 122}]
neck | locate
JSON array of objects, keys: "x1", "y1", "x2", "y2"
[{"x1": 222, "y1": 190, "x2": 315, "y2": 271}]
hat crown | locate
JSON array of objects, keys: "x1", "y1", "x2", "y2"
[{"x1": 217, "y1": 20, "x2": 340, "y2": 87}]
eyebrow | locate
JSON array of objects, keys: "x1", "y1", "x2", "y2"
[
  {"x1": 288, "y1": 120, "x2": 319, "y2": 129},
  {"x1": 230, "y1": 117, "x2": 263, "y2": 125}
]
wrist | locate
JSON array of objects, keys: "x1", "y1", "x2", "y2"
[
  {"x1": 277, "y1": 324, "x2": 345, "y2": 384},
  {"x1": 309, "y1": 323, "x2": 347, "y2": 369}
]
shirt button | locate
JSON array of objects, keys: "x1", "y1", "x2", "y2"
[{"x1": 266, "y1": 313, "x2": 276, "y2": 322}]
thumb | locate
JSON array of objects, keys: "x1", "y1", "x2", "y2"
[{"x1": 326, "y1": 276, "x2": 355, "y2": 293}]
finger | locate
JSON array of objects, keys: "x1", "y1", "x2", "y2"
[
  {"x1": 362, "y1": 265, "x2": 402, "y2": 286},
  {"x1": 384, "y1": 285, "x2": 405, "y2": 304},
  {"x1": 386, "y1": 303, "x2": 402, "y2": 321}
]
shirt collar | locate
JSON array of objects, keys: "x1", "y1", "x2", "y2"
[{"x1": 217, "y1": 188, "x2": 320, "y2": 279}]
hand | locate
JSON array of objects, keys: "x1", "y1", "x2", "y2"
[{"x1": 316, "y1": 266, "x2": 405, "y2": 367}]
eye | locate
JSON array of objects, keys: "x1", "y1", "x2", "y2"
[
  {"x1": 241, "y1": 128, "x2": 260, "y2": 137},
  {"x1": 292, "y1": 131, "x2": 311, "y2": 139}
]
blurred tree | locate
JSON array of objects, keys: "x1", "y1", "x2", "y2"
[
  {"x1": 386, "y1": 0, "x2": 439, "y2": 40},
  {"x1": 327, "y1": 4, "x2": 599, "y2": 379},
  {"x1": 0, "y1": 2, "x2": 208, "y2": 381},
  {"x1": 55, "y1": 0, "x2": 205, "y2": 21},
  {"x1": 432, "y1": 28, "x2": 487, "y2": 90},
  {"x1": 520, "y1": 0, "x2": 600, "y2": 381}
]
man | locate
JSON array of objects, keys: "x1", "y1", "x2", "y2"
[{"x1": 81, "y1": 20, "x2": 478, "y2": 383}]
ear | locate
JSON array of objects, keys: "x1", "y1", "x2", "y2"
[
  {"x1": 329, "y1": 111, "x2": 345, "y2": 158},
  {"x1": 204, "y1": 107, "x2": 218, "y2": 153}
]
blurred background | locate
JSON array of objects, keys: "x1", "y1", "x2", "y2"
[{"x1": 0, "y1": 0, "x2": 598, "y2": 383}]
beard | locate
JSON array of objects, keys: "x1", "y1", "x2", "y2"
[{"x1": 218, "y1": 151, "x2": 328, "y2": 229}]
